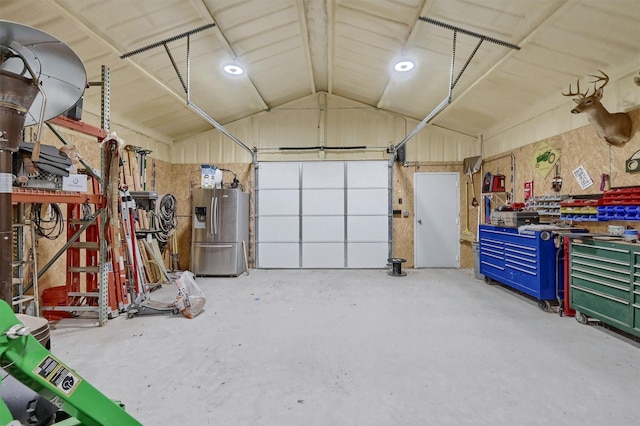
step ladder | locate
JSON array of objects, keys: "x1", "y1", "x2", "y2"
[
  {"x1": 41, "y1": 174, "x2": 126, "y2": 320},
  {"x1": 65, "y1": 202, "x2": 113, "y2": 311}
]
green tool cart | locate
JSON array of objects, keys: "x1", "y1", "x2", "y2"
[{"x1": 568, "y1": 236, "x2": 640, "y2": 337}]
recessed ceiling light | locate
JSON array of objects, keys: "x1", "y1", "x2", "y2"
[
  {"x1": 223, "y1": 64, "x2": 244, "y2": 76},
  {"x1": 394, "y1": 60, "x2": 415, "y2": 72}
]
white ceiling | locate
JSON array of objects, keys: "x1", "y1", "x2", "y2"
[{"x1": 2, "y1": 0, "x2": 640, "y2": 145}]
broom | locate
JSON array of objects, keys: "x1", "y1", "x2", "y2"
[{"x1": 460, "y1": 181, "x2": 476, "y2": 242}]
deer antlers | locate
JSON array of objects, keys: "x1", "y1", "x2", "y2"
[
  {"x1": 562, "y1": 70, "x2": 610, "y2": 98},
  {"x1": 562, "y1": 69, "x2": 633, "y2": 146},
  {"x1": 589, "y1": 70, "x2": 609, "y2": 90},
  {"x1": 562, "y1": 79, "x2": 585, "y2": 98}
]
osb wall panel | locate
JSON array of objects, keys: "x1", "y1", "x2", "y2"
[
  {"x1": 483, "y1": 107, "x2": 640, "y2": 235},
  {"x1": 169, "y1": 163, "x2": 255, "y2": 272}
]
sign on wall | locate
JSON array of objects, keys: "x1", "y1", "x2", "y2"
[
  {"x1": 530, "y1": 141, "x2": 561, "y2": 178},
  {"x1": 524, "y1": 180, "x2": 534, "y2": 201},
  {"x1": 572, "y1": 165, "x2": 594, "y2": 190}
]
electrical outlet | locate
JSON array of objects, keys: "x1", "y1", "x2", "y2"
[{"x1": 403, "y1": 211, "x2": 409, "y2": 217}]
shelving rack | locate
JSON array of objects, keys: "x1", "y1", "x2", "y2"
[
  {"x1": 525, "y1": 194, "x2": 569, "y2": 218},
  {"x1": 12, "y1": 66, "x2": 111, "y2": 325},
  {"x1": 11, "y1": 208, "x2": 38, "y2": 315}
]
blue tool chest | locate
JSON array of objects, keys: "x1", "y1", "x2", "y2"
[{"x1": 479, "y1": 225, "x2": 562, "y2": 302}]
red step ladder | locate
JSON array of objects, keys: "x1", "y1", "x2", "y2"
[{"x1": 65, "y1": 175, "x2": 128, "y2": 315}]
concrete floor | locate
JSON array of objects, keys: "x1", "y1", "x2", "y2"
[{"x1": 49, "y1": 268, "x2": 640, "y2": 425}]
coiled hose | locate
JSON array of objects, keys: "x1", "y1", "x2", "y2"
[{"x1": 153, "y1": 193, "x2": 177, "y2": 252}]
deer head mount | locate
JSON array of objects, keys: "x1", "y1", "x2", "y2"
[{"x1": 563, "y1": 70, "x2": 632, "y2": 146}]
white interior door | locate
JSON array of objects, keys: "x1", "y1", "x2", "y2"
[{"x1": 414, "y1": 173, "x2": 460, "y2": 268}]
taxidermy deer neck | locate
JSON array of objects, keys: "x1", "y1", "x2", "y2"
[{"x1": 563, "y1": 70, "x2": 632, "y2": 146}]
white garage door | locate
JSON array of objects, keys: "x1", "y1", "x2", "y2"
[{"x1": 257, "y1": 161, "x2": 390, "y2": 268}]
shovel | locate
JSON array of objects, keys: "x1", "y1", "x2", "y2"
[
  {"x1": 469, "y1": 173, "x2": 479, "y2": 207},
  {"x1": 463, "y1": 156, "x2": 482, "y2": 207}
]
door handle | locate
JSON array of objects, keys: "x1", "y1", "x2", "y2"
[
  {"x1": 418, "y1": 219, "x2": 422, "y2": 225},
  {"x1": 209, "y1": 197, "x2": 215, "y2": 235},
  {"x1": 213, "y1": 197, "x2": 218, "y2": 235}
]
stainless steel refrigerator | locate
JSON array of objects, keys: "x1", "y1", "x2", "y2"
[{"x1": 190, "y1": 188, "x2": 249, "y2": 276}]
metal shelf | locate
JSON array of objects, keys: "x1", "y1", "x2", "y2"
[
  {"x1": 12, "y1": 187, "x2": 104, "y2": 205},
  {"x1": 20, "y1": 65, "x2": 111, "y2": 325},
  {"x1": 11, "y1": 220, "x2": 38, "y2": 316}
]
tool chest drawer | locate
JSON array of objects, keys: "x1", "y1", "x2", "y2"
[
  {"x1": 479, "y1": 225, "x2": 561, "y2": 303},
  {"x1": 569, "y1": 238, "x2": 640, "y2": 337}
]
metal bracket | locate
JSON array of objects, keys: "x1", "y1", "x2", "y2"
[
  {"x1": 394, "y1": 18, "x2": 521, "y2": 154},
  {"x1": 119, "y1": 24, "x2": 257, "y2": 164}
]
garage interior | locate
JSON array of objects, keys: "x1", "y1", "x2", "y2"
[{"x1": 1, "y1": 0, "x2": 640, "y2": 424}]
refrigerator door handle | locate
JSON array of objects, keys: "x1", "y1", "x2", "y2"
[
  {"x1": 210, "y1": 196, "x2": 215, "y2": 235},
  {"x1": 213, "y1": 196, "x2": 219, "y2": 235},
  {"x1": 194, "y1": 243, "x2": 233, "y2": 248}
]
